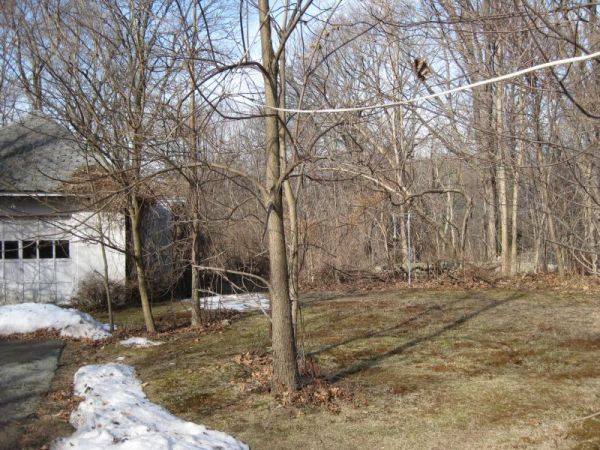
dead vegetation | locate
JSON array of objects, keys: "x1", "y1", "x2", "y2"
[
  {"x1": 233, "y1": 351, "x2": 358, "y2": 412},
  {"x1": 308, "y1": 270, "x2": 600, "y2": 295},
  {"x1": 14, "y1": 287, "x2": 600, "y2": 449},
  {"x1": 109, "y1": 308, "x2": 241, "y2": 338}
]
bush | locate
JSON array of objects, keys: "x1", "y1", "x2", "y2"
[{"x1": 72, "y1": 274, "x2": 132, "y2": 311}]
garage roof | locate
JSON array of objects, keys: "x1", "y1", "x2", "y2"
[{"x1": 0, "y1": 115, "x2": 86, "y2": 193}]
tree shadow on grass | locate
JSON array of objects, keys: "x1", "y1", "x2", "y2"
[
  {"x1": 326, "y1": 291, "x2": 526, "y2": 382},
  {"x1": 307, "y1": 291, "x2": 480, "y2": 358},
  {"x1": 300, "y1": 287, "x2": 441, "y2": 308}
]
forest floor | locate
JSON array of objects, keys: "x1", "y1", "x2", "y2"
[{"x1": 11, "y1": 288, "x2": 600, "y2": 449}]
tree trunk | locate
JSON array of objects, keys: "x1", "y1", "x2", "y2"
[
  {"x1": 495, "y1": 78, "x2": 510, "y2": 276},
  {"x1": 398, "y1": 204, "x2": 409, "y2": 265},
  {"x1": 510, "y1": 130, "x2": 523, "y2": 276},
  {"x1": 278, "y1": 32, "x2": 300, "y2": 337},
  {"x1": 189, "y1": 72, "x2": 202, "y2": 326},
  {"x1": 284, "y1": 182, "x2": 299, "y2": 336},
  {"x1": 190, "y1": 218, "x2": 202, "y2": 326},
  {"x1": 129, "y1": 197, "x2": 156, "y2": 333},
  {"x1": 497, "y1": 146, "x2": 509, "y2": 275},
  {"x1": 584, "y1": 161, "x2": 598, "y2": 274},
  {"x1": 545, "y1": 203, "x2": 565, "y2": 275},
  {"x1": 128, "y1": 11, "x2": 156, "y2": 334},
  {"x1": 99, "y1": 216, "x2": 114, "y2": 332},
  {"x1": 533, "y1": 91, "x2": 565, "y2": 276},
  {"x1": 510, "y1": 163, "x2": 520, "y2": 277},
  {"x1": 484, "y1": 176, "x2": 497, "y2": 261},
  {"x1": 460, "y1": 197, "x2": 473, "y2": 265},
  {"x1": 447, "y1": 192, "x2": 456, "y2": 255},
  {"x1": 259, "y1": 0, "x2": 298, "y2": 393}
]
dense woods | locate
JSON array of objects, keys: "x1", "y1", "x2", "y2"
[{"x1": 1, "y1": 0, "x2": 598, "y2": 391}]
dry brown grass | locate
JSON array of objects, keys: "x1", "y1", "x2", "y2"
[{"x1": 20, "y1": 287, "x2": 600, "y2": 449}]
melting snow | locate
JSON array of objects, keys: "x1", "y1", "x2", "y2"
[
  {"x1": 120, "y1": 337, "x2": 163, "y2": 348},
  {"x1": 198, "y1": 293, "x2": 270, "y2": 312},
  {"x1": 52, "y1": 364, "x2": 248, "y2": 450},
  {"x1": 0, "y1": 303, "x2": 111, "y2": 340}
]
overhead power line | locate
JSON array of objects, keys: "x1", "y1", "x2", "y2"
[{"x1": 256, "y1": 50, "x2": 600, "y2": 114}]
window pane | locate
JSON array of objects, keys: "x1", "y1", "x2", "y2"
[
  {"x1": 39, "y1": 240, "x2": 53, "y2": 259},
  {"x1": 55, "y1": 240, "x2": 70, "y2": 259},
  {"x1": 4, "y1": 241, "x2": 18, "y2": 259},
  {"x1": 22, "y1": 240, "x2": 37, "y2": 259}
]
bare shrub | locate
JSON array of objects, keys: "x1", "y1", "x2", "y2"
[{"x1": 72, "y1": 274, "x2": 131, "y2": 311}]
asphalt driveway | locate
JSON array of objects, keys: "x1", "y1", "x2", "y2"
[{"x1": 0, "y1": 340, "x2": 64, "y2": 448}]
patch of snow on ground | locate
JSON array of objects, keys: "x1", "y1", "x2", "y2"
[
  {"x1": 197, "y1": 293, "x2": 270, "y2": 312},
  {"x1": 120, "y1": 337, "x2": 163, "y2": 348},
  {"x1": 52, "y1": 364, "x2": 248, "y2": 450},
  {"x1": 0, "y1": 303, "x2": 111, "y2": 340}
]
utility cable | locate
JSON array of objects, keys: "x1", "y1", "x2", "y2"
[{"x1": 254, "y1": 50, "x2": 600, "y2": 114}]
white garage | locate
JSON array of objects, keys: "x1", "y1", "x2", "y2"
[{"x1": 0, "y1": 115, "x2": 126, "y2": 304}]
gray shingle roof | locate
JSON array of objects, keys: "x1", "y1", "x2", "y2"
[{"x1": 0, "y1": 115, "x2": 86, "y2": 193}]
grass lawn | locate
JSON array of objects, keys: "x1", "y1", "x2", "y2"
[{"x1": 33, "y1": 288, "x2": 600, "y2": 449}]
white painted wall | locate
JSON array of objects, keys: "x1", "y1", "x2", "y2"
[{"x1": 0, "y1": 201, "x2": 126, "y2": 304}]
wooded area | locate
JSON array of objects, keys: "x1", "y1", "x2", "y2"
[{"x1": 0, "y1": 0, "x2": 598, "y2": 392}]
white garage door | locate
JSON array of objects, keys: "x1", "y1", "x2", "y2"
[{"x1": 0, "y1": 219, "x2": 73, "y2": 304}]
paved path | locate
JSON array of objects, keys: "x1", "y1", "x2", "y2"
[{"x1": 0, "y1": 340, "x2": 64, "y2": 429}]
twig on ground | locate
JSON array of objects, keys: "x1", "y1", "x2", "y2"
[{"x1": 572, "y1": 411, "x2": 600, "y2": 422}]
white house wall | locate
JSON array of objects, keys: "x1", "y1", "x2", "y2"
[{"x1": 70, "y1": 211, "x2": 126, "y2": 284}]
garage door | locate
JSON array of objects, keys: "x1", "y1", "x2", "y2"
[{"x1": 0, "y1": 219, "x2": 73, "y2": 304}]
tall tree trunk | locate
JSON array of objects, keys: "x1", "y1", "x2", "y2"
[
  {"x1": 510, "y1": 147, "x2": 522, "y2": 276},
  {"x1": 545, "y1": 198, "x2": 565, "y2": 275},
  {"x1": 190, "y1": 218, "x2": 202, "y2": 326},
  {"x1": 391, "y1": 109, "x2": 409, "y2": 264},
  {"x1": 186, "y1": 3, "x2": 203, "y2": 326},
  {"x1": 532, "y1": 214, "x2": 543, "y2": 273},
  {"x1": 584, "y1": 160, "x2": 598, "y2": 274},
  {"x1": 447, "y1": 191, "x2": 456, "y2": 255},
  {"x1": 398, "y1": 203, "x2": 409, "y2": 265},
  {"x1": 99, "y1": 217, "x2": 114, "y2": 332},
  {"x1": 497, "y1": 163, "x2": 509, "y2": 274},
  {"x1": 278, "y1": 28, "x2": 300, "y2": 336},
  {"x1": 510, "y1": 106, "x2": 524, "y2": 276},
  {"x1": 460, "y1": 197, "x2": 473, "y2": 265},
  {"x1": 259, "y1": 0, "x2": 298, "y2": 393},
  {"x1": 129, "y1": 196, "x2": 156, "y2": 333},
  {"x1": 533, "y1": 91, "x2": 565, "y2": 276},
  {"x1": 189, "y1": 79, "x2": 202, "y2": 326},
  {"x1": 484, "y1": 176, "x2": 497, "y2": 260},
  {"x1": 128, "y1": 10, "x2": 156, "y2": 334},
  {"x1": 284, "y1": 183, "x2": 299, "y2": 335},
  {"x1": 495, "y1": 85, "x2": 510, "y2": 276}
]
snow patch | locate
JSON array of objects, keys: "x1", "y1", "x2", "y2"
[
  {"x1": 196, "y1": 293, "x2": 270, "y2": 312},
  {"x1": 0, "y1": 303, "x2": 111, "y2": 340},
  {"x1": 52, "y1": 364, "x2": 248, "y2": 450},
  {"x1": 120, "y1": 337, "x2": 163, "y2": 348}
]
